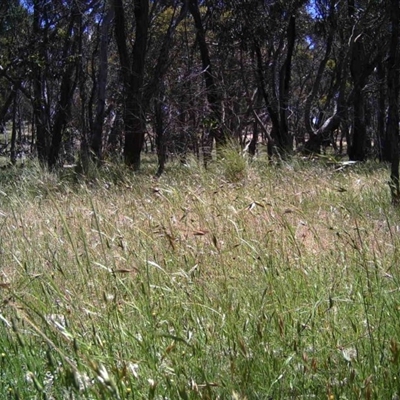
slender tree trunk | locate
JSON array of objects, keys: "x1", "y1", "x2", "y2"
[
  {"x1": 277, "y1": 15, "x2": 296, "y2": 154},
  {"x1": 154, "y1": 92, "x2": 167, "y2": 177},
  {"x1": 254, "y1": 43, "x2": 279, "y2": 157},
  {"x1": 304, "y1": 4, "x2": 334, "y2": 138},
  {"x1": 188, "y1": 0, "x2": 225, "y2": 162},
  {"x1": 91, "y1": 5, "x2": 114, "y2": 162},
  {"x1": 10, "y1": 91, "x2": 17, "y2": 164},
  {"x1": 304, "y1": 41, "x2": 349, "y2": 154},
  {"x1": 376, "y1": 63, "x2": 387, "y2": 161},
  {"x1": 177, "y1": 89, "x2": 188, "y2": 163},
  {"x1": 254, "y1": 12, "x2": 297, "y2": 158},
  {"x1": 48, "y1": 3, "x2": 80, "y2": 169},
  {"x1": 248, "y1": 89, "x2": 264, "y2": 157},
  {"x1": 32, "y1": 0, "x2": 49, "y2": 164},
  {"x1": 47, "y1": 63, "x2": 77, "y2": 168}
]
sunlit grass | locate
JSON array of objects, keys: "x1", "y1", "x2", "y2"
[{"x1": 1, "y1": 156, "x2": 400, "y2": 398}]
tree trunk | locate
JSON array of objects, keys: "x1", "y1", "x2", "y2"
[
  {"x1": 47, "y1": 3, "x2": 80, "y2": 169},
  {"x1": 254, "y1": 43, "x2": 279, "y2": 156},
  {"x1": 32, "y1": 0, "x2": 49, "y2": 164},
  {"x1": 304, "y1": 4, "x2": 334, "y2": 138},
  {"x1": 10, "y1": 91, "x2": 17, "y2": 164},
  {"x1": 388, "y1": 0, "x2": 400, "y2": 203},
  {"x1": 0, "y1": 87, "x2": 17, "y2": 128},
  {"x1": 47, "y1": 63, "x2": 77, "y2": 169},
  {"x1": 91, "y1": 5, "x2": 114, "y2": 162},
  {"x1": 304, "y1": 39, "x2": 349, "y2": 155},
  {"x1": 254, "y1": 13, "x2": 297, "y2": 158},
  {"x1": 277, "y1": 14, "x2": 296, "y2": 154},
  {"x1": 113, "y1": 0, "x2": 148, "y2": 170},
  {"x1": 348, "y1": 39, "x2": 368, "y2": 161},
  {"x1": 154, "y1": 92, "x2": 167, "y2": 177},
  {"x1": 376, "y1": 63, "x2": 386, "y2": 161},
  {"x1": 188, "y1": 0, "x2": 225, "y2": 162}
]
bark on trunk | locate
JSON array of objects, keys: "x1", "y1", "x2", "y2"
[
  {"x1": 388, "y1": 0, "x2": 400, "y2": 203},
  {"x1": 0, "y1": 87, "x2": 17, "y2": 127},
  {"x1": 47, "y1": 3, "x2": 80, "y2": 169},
  {"x1": 91, "y1": 5, "x2": 114, "y2": 162},
  {"x1": 124, "y1": 0, "x2": 148, "y2": 170},
  {"x1": 254, "y1": 14, "x2": 296, "y2": 157},
  {"x1": 304, "y1": 7, "x2": 334, "y2": 138},
  {"x1": 10, "y1": 91, "x2": 17, "y2": 165},
  {"x1": 376, "y1": 63, "x2": 386, "y2": 161},
  {"x1": 154, "y1": 93, "x2": 167, "y2": 177},
  {"x1": 32, "y1": 0, "x2": 49, "y2": 164},
  {"x1": 348, "y1": 39, "x2": 367, "y2": 161},
  {"x1": 113, "y1": 0, "x2": 148, "y2": 170},
  {"x1": 188, "y1": 0, "x2": 225, "y2": 162},
  {"x1": 277, "y1": 14, "x2": 296, "y2": 154},
  {"x1": 254, "y1": 43, "x2": 279, "y2": 157}
]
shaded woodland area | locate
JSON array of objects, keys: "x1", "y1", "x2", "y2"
[{"x1": 0, "y1": 0, "x2": 399, "y2": 192}]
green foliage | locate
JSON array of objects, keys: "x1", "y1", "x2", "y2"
[
  {"x1": 1, "y1": 160, "x2": 400, "y2": 398},
  {"x1": 216, "y1": 142, "x2": 248, "y2": 183}
]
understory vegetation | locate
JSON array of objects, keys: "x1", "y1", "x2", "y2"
[{"x1": 1, "y1": 155, "x2": 400, "y2": 399}]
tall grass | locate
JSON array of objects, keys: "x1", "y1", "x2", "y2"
[{"x1": 0, "y1": 158, "x2": 400, "y2": 399}]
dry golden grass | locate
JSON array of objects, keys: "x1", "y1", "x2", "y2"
[
  {"x1": 1, "y1": 158, "x2": 400, "y2": 398},
  {"x1": 0, "y1": 160, "x2": 394, "y2": 285}
]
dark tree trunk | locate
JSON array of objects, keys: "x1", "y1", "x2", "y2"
[
  {"x1": 32, "y1": 0, "x2": 49, "y2": 164},
  {"x1": 124, "y1": 0, "x2": 148, "y2": 170},
  {"x1": 388, "y1": 0, "x2": 400, "y2": 203},
  {"x1": 277, "y1": 14, "x2": 296, "y2": 154},
  {"x1": 349, "y1": 84, "x2": 367, "y2": 161},
  {"x1": 154, "y1": 93, "x2": 167, "y2": 177},
  {"x1": 249, "y1": 119, "x2": 258, "y2": 157},
  {"x1": 188, "y1": 0, "x2": 225, "y2": 162},
  {"x1": 10, "y1": 91, "x2": 17, "y2": 164},
  {"x1": 348, "y1": 39, "x2": 368, "y2": 161},
  {"x1": 47, "y1": 63, "x2": 77, "y2": 169},
  {"x1": 376, "y1": 62, "x2": 387, "y2": 161},
  {"x1": 113, "y1": 0, "x2": 184, "y2": 169},
  {"x1": 177, "y1": 90, "x2": 189, "y2": 163},
  {"x1": 113, "y1": 0, "x2": 148, "y2": 170},
  {"x1": 304, "y1": 3, "x2": 334, "y2": 138},
  {"x1": 0, "y1": 87, "x2": 17, "y2": 127},
  {"x1": 254, "y1": 43, "x2": 279, "y2": 156},
  {"x1": 143, "y1": 3, "x2": 187, "y2": 110},
  {"x1": 254, "y1": 14, "x2": 297, "y2": 157},
  {"x1": 304, "y1": 41, "x2": 349, "y2": 155},
  {"x1": 47, "y1": 3, "x2": 80, "y2": 169}
]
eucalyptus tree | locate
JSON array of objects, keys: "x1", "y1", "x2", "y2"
[
  {"x1": 86, "y1": 1, "x2": 114, "y2": 164},
  {"x1": 28, "y1": 0, "x2": 98, "y2": 168},
  {"x1": 304, "y1": 0, "x2": 389, "y2": 159},
  {"x1": 0, "y1": 0, "x2": 30, "y2": 159},
  {"x1": 46, "y1": 0, "x2": 85, "y2": 168},
  {"x1": 112, "y1": 0, "x2": 187, "y2": 171},
  {"x1": 223, "y1": 0, "x2": 307, "y2": 156},
  {"x1": 347, "y1": 0, "x2": 387, "y2": 161},
  {"x1": 302, "y1": 0, "x2": 336, "y2": 151},
  {"x1": 303, "y1": 0, "x2": 352, "y2": 155},
  {"x1": 187, "y1": 0, "x2": 225, "y2": 163}
]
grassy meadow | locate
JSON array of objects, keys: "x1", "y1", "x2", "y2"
[{"x1": 1, "y1": 153, "x2": 400, "y2": 399}]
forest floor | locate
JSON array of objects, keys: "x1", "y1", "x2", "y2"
[{"x1": 0, "y1": 153, "x2": 400, "y2": 399}]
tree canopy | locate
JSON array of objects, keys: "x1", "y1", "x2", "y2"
[{"x1": 0, "y1": 0, "x2": 399, "y2": 194}]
